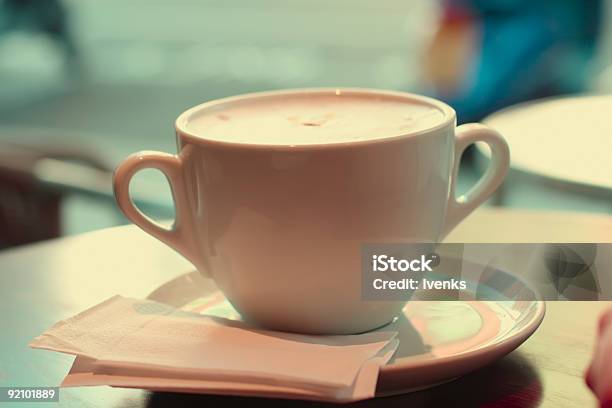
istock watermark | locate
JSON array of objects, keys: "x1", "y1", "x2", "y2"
[
  {"x1": 362, "y1": 243, "x2": 468, "y2": 300},
  {"x1": 371, "y1": 254, "x2": 435, "y2": 272},
  {"x1": 361, "y1": 243, "x2": 612, "y2": 301}
]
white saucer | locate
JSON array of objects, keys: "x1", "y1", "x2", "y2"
[{"x1": 148, "y1": 270, "x2": 545, "y2": 397}]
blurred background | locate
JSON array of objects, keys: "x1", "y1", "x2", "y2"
[{"x1": 0, "y1": 0, "x2": 611, "y2": 248}]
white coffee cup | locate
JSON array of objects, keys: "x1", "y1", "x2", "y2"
[{"x1": 113, "y1": 88, "x2": 510, "y2": 334}]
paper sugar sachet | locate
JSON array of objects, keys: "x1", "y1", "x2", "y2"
[{"x1": 31, "y1": 296, "x2": 398, "y2": 402}]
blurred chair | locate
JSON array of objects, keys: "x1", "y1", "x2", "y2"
[
  {"x1": 0, "y1": 136, "x2": 173, "y2": 249},
  {"x1": 0, "y1": 140, "x2": 110, "y2": 248}
]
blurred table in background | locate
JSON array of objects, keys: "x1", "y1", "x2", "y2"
[{"x1": 478, "y1": 95, "x2": 612, "y2": 214}]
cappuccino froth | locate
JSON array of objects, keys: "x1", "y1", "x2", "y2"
[{"x1": 184, "y1": 92, "x2": 446, "y2": 145}]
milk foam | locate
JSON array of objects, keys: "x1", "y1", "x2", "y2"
[{"x1": 185, "y1": 93, "x2": 445, "y2": 145}]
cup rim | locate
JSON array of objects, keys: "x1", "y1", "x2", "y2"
[{"x1": 175, "y1": 88, "x2": 457, "y2": 150}]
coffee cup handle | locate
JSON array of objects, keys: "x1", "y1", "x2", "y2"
[
  {"x1": 443, "y1": 123, "x2": 510, "y2": 237},
  {"x1": 113, "y1": 151, "x2": 207, "y2": 276}
]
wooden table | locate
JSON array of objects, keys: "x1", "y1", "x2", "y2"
[{"x1": 1, "y1": 208, "x2": 611, "y2": 407}]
